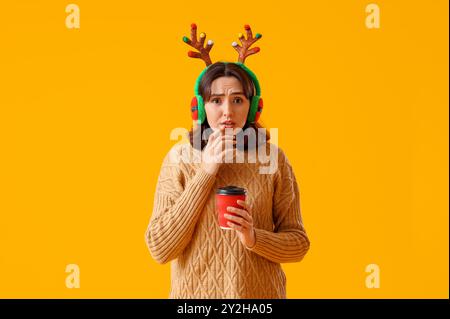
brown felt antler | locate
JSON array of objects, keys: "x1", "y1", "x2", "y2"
[
  {"x1": 182, "y1": 23, "x2": 214, "y2": 66},
  {"x1": 232, "y1": 24, "x2": 262, "y2": 64}
]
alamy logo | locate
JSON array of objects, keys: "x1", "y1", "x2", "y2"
[
  {"x1": 365, "y1": 4, "x2": 380, "y2": 29},
  {"x1": 365, "y1": 264, "x2": 380, "y2": 288},
  {"x1": 169, "y1": 126, "x2": 279, "y2": 174},
  {"x1": 65, "y1": 4, "x2": 80, "y2": 29},
  {"x1": 65, "y1": 264, "x2": 80, "y2": 288}
]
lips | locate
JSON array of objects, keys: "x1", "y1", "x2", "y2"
[{"x1": 221, "y1": 121, "x2": 235, "y2": 128}]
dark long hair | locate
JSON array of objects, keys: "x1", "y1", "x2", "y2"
[{"x1": 188, "y1": 62, "x2": 270, "y2": 151}]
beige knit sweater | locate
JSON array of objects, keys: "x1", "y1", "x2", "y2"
[{"x1": 145, "y1": 142, "x2": 310, "y2": 299}]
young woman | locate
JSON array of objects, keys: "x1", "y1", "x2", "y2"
[{"x1": 145, "y1": 25, "x2": 310, "y2": 299}]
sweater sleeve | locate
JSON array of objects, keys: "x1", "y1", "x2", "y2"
[
  {"x1": 145, "y1": 146, "x2": 216, "y2": 264},
  {"x1": 247, "y1": 148, "x2": 310, "y2": 263}
]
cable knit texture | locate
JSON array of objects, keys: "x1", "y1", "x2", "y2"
[{"x1": 145, "y1": 142, "x2": 310, "y2": 298}]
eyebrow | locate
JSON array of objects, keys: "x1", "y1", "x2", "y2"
[{"x1": 210, "y1": 92, "x2": 245, "y2": 97}]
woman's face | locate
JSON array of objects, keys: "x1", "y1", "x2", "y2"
[{"x1": 204, "y1": 76, "x2": 250, "y2": 131}]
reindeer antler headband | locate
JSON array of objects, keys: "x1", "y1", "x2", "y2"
[
  {"x1": 183, "y1": 23, "x2": 264, "y2": 125},
  {"x1": 182, "y1": 23, "x2": 262, "y2": 66}
]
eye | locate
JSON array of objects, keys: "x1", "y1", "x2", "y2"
[
  {"x1": 211, "y1": 98, "x2": 221, "y2": 104},
  {"x1": 233, "y1": 97, "x2": 243, "y2": 104}
]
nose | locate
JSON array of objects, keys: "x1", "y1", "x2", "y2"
[{"x1": 222, "y1": 99, "x2": 233, "y2": 119}]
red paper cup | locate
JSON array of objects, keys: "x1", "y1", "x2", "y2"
[{"x1": 216, "y1": 186, "x2": 247, "y2": 230}]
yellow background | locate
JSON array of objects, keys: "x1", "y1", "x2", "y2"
[{"x1": 0, "y1": 0, "x2": 448, "y2": 298}]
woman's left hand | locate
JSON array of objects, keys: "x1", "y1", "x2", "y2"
[{"x1": 224, "y1": 200, "x2": 256, "y2": 249}]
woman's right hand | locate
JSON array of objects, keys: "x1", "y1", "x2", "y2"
[{"x1": 201, "y1": 128, "x2": 236, "y2": 176}]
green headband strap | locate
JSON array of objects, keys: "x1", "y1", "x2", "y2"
[{"x1": 194, "y1": 65, "x2": 211, "y2": 96}]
